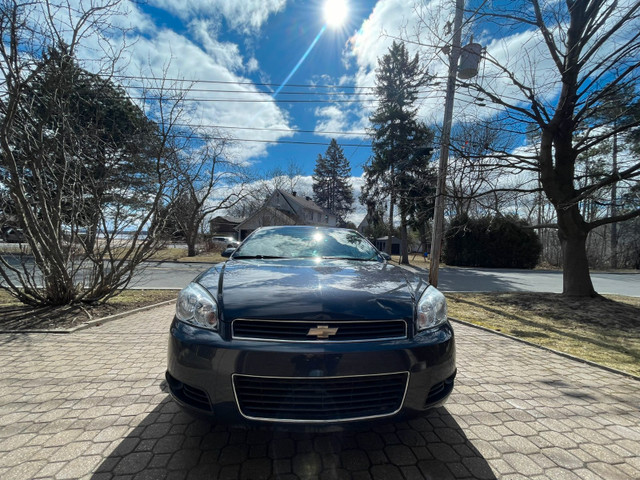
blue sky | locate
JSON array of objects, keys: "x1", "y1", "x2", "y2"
[
  {"x1": 128, "y1": 0, "x2": 381, "y2": 179},
  {"x1": 72, "y1": 1, "x2": 507, "y2": 174},
  {"x1": 60, "y1": 0, "x2": 636, "y2": 222},
  {"x1": 82, "y1": 0, "x2": 540, "y2": 221}
]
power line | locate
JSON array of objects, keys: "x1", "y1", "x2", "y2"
[
  {"x1": 161, "y1": 134, "x2": 371, "y2": 147},
  {"x1": 127, "y1": 95, "x2": 447, "y2": 104},
  {"x1": 147, "y1": 87, "x2": 377, "y2": 97},
  {"x1": 133, "y1": 96, "x2": 371, "y2": 104},
  {"x1": 113, "y1": 74, "x2": 451, "y2": 94},
  {"x1": 112, "y1": 74, "x2": 376, "y2": 91},
  {"x1": 169, "y1": 123, "x2": 369, "y2": 137}
]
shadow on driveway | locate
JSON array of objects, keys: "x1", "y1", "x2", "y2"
[{"x1": 92, "y1": 390, "x2": 495, "y2": 479}]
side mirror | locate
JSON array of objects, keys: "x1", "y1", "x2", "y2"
[
  {"x1": 380, "y1": 252, "x2": 391, "y2": 261},
  {"x1": 222, "y1": 247, "x2": 236, "y2": 258}
]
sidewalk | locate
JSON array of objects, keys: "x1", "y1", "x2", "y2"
[{"x1": 0, "y1": 304, "x2": 638, "y2": 479}]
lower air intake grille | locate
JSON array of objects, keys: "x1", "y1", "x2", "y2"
[
  {"x1": 166, "y1": 372, "x2": 211, "y2": 411},
  {"x1": 233, "y1": 372, "x2": 409, "y2": 422}
]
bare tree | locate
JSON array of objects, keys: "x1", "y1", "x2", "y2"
[
  {"x1": 447, "y1": 119, "x2": 526, "y2": 218},
  {"x1": 0, "y1": 0, "x2": 171, "y2": 306},
  {"x1": 167, "y1": 132, "x2": 246, "y2": 257},
  {"x1": 228, "y1": 161, "x2": 306, "y2": 219},
  {"x1": 416, "y1": 0, "x2": 640, "y2": 296}
]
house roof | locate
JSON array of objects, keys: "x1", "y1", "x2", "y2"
[
  {"x1": 210, "y1": 215, "x2": 243, "y2": 225},
  {"x1": 235, "y1": 206, "x2": 297, "y2": 230},
  {"x1": 278, "y1": 189, "x2": 325, "y2": 214}
]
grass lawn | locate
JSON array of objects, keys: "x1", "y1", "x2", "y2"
[
  {"x1": 0, "y1": 245, "x2": 226, "y2": 264},
  {"x1": 446, "y1": 292, "x2": 640, "y2": 377},
  {"x1": 101, "y1": 246, "x2": 225, "y2": 263},
  {"x1": 0, "y1": 289, "x2": 178, "y2": 331},
  {"x1": 147, "y1": 247, "x2": 225, "y2": 263}
]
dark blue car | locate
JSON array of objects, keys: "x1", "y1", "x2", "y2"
[{"x1": 166, "y1": 225, "x2": 456, "y2": 425}]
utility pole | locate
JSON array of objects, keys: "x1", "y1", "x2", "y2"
[
  {"x1": 611, "y1": 128, "x2": 618, "y2": 269},
  {"x1": 429, "y1": 0, "x2": 465, "y2": 286}
]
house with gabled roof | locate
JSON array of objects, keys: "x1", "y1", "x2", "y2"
[
  {"x1": 235, "y1": 189, "x2": 337, "y2": 239},
  {"x1": 208, "y1": 215, "x2": 243, "y2": 239}
]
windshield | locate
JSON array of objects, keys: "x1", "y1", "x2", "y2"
[{"x1": 233, "y1": 227, "x2": 380, "y2": 261}]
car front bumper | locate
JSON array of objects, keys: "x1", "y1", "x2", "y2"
[{"x1": 166, "y1": 318, "x2": 456, "y2": 426}]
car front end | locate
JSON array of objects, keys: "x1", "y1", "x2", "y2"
[{"x1": 166, "y1": 227, "x2": 456, "y2": 426}]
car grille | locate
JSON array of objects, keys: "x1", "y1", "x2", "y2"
[
  {"x1": 232, "y1": 319, "x2": 407, "y2": 342},
  {"x1": 232, "y1": 372, "x2": 409, "y2": 422}
]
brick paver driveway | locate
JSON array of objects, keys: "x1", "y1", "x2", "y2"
[{"x1": 1, "y1": 304, "x2": 638, "y2": 480}]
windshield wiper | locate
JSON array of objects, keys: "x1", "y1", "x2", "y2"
[
  {"x1": 321, "y1": 256, "x2": 378, "y2": 261},
  {"x1": 232, "y1": 255, "x2": 286, "y2": 259}
]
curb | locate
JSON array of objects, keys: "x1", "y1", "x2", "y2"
[
  {"x1": 143, "y1": 259, "x2": 219, "y2": 265},
  {"x1": 449, "y1": 317, "x2": 640, "y2": 382},
  {"x1": 0, "y1": 299, "x2": 176, "y2": 335}
]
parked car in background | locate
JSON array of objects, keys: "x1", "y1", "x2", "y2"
[
  {"x1": 167, "y1": 225, "x2": 456, "y2": 426},
  {"x1": 1, "y1": 227, "x2": 25, "y2": 243},
  {"x1": 210, "y1": 236, "x2": 240, "y2": 248}
]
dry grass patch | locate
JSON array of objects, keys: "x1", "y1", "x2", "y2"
[
  {"x1": 103, "y1": 246, "x2": 224, "y2": 263},
  {"x1": 147, "y1": 247, "x2": 224, "y2": 263},
  {"x1": 446, "y1": 292, "x2": 640, "y2": 377},
  {"x1": 0, "y1": 289, "x2": 178, "y2": 331},
  {"x1": 175, "y1": 252, "x2": 225, "y2": 263}
]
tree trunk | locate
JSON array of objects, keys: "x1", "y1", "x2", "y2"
[
  {"x1": 400, "y1": 215, "x2": 409, "y2": 265},
  {"x1": 610, "y1": 131, "x2": 618, "y2": 269},
  {"x1": 386, "y1": 192, "x2": 395, "y2": 256},
  {"x1": 556, "y1": 208, "x2": 596, "y2": 296},
  {"x1": 186, "y1": 228, "x2": 198, "y2": 257},
  {"x1": 85, "y1": 222, "x2": 98, "y2": 254},
  {"x1": 539, "y1": 115, "x2": 598, "y2": 296},
  {"x1": 187, "y1": 237, "x2": 197, "y2": 257}
]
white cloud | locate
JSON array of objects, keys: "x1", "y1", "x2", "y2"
[
  {"x1": 246, "y1": 57, "x2": 260, "y2": 73},
  {"x1": 121, "y1": 29, "x2": 293, "y2": 161},
  {"x1": 332, "y1": 0, "x2": 638, "y2": 133},
  {"x1": 312, "y1": 0, "x2": 457, "y2": 136},
  {"x1": 188, "y1": 19, "x2": 244, "y2": 72},
  {"x1": 149, "y1": 0, "x2": 287, "y2": 33},
  {"x1": 314, "y1": 105, "x2": 369, "y2": 139},
  {"x1": 64, "y1": 1, "x2": 294, "y2": 163}
]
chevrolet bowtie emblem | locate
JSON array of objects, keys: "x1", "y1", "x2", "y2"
[{"x1": 307, "y1": 325, "x2": 339, "y2": 339}]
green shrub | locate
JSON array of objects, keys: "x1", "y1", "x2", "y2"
[{"x1": 445, "y1": 214, "x2": 541, "y2": 269}]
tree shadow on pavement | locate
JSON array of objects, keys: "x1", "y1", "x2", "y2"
[
  {"x1": 432, "y1": 267, "x2": 535, "y2": 294},
  {"x1": 92, "y1": 388, "x2": 496, "y2": 480}
]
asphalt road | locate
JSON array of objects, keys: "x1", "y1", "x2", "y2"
[{"x1": 132, "y1": 261, "x2": 640, "y2": 297}]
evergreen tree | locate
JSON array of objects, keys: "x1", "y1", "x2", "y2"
[
  {"x1": 364, "y1": 41, "x2": 435, "y2": 262},
  {"x1": 10, "y1": 44, "x2": 160, "y2": 251},
  {"x1": 0, "y1": 37, "x2": 167, "y2": 306},
  {"x1": 312, "y1": 139, "x2": 354, "y2": 224}
]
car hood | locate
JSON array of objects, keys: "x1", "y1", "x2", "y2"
[{"x1": 196, "y1": 259, "x2": 430, "y2": 321}]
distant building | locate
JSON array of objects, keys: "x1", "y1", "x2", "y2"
[
  {"x1": 209, "y1": 215, "x2": 242, "y2": 239},
  {"x1": 375, "y1": 236, "x2": 401, "y2": 255},
  {"x1": 235, "y1": 190, "x2": 337, "y2": 239},
  {"x1": 357, "y1": 214, "x2": 370, "y2": 234}
]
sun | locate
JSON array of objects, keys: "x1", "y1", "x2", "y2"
[{"x1": 323, "y1": 0, "x2": 348, "y2": 28}]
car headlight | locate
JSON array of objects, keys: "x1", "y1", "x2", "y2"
[
  {"x1": 175, "y1": 283, "x2": 219, "y2": 330},
  {"x1": 416, "y1": 285, "x2": 447, "y2": 331}
]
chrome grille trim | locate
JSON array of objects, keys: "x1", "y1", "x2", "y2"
[
  {"x1": 232, "y1": 371, "x2": 410, "y2": 423},
  {"x1": 231, "y1": 318, "x2": 408, "y2": 342}
]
